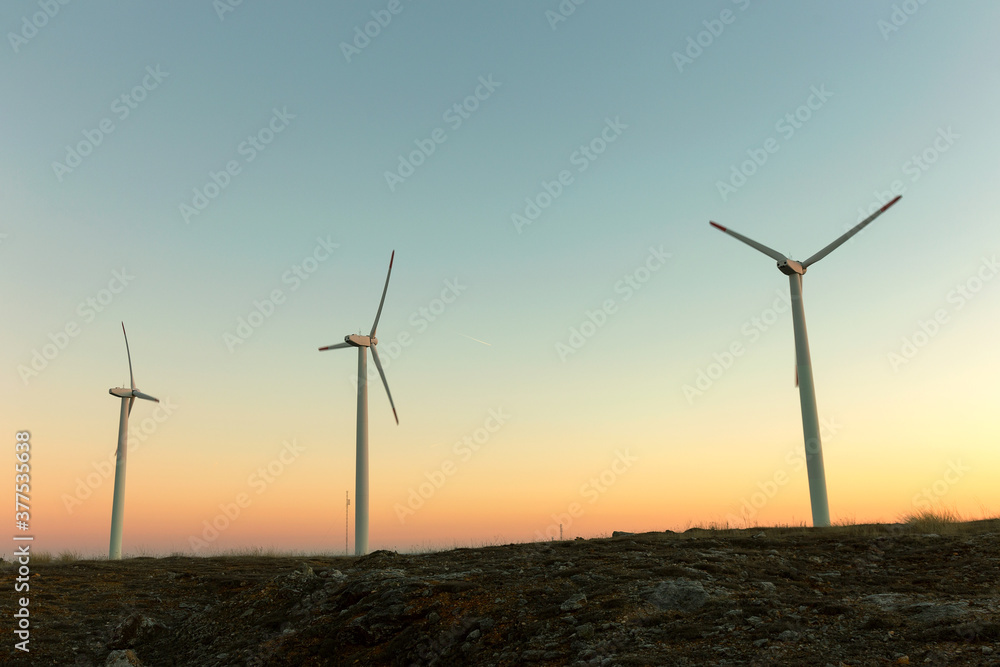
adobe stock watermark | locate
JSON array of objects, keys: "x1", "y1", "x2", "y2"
[
  {"x1": 887, "y1": 254, "x2": 998, "y2": 371},
  {"x1": 847, "y1": 126, "x2": 958, "y2": 242},
  {"x1": 555, "y1": 245, "x2": 671, "y2": 362},
  {"x1": 349, "y1": 276, "x2": 467, "y2": 389},
  {"x1": 61, "y1": 398, "x2": 179, "y2": 514},
  {"x1": 911, "y1": 460, "x2": 970, "y2": 512},
  {"x1": 179, "y1": 107, "x2": 295, "y2": 224},
  {"x1": 213, "y1": 0, "x2": 245, "y2": 21},
  {"x1": 535, "y1": 449, "x2": 638, "y2": 541},
  {"x1": 511, "y1": 116, "x2": 627, "y2": 234},
  {"x1": 17, "y1": 268, "x2": 135, "y2": 385},
  {"x1": 683, "y1": 288, "x2": 791, "y2": 404},
  {"x1": 672, "y1": 0, "x2": 751, "y2": 73},
  {"x1": 339, "y1": 0, "x2": 415, "y2": 63},
  {"x1": 545, "y1": 0, "x2": 586, "y2": 31},
  {"x1": 877, "y1": 0, "x2": 931, "y2": 41},
  {"x1": 223, "y1": 236, "x2": 339, "y2": 352},
  {"x1": 716, "y1": 84, "x2": 833, "y2": 202},
  {"x1": 384, "y1": 75, "x2": 502, "y2": 192},
  {"x1": 393, "y1": 408, "x2": 510, "y2": 523},
  {"x1": 723, "y1": 417, "x2": 841, "y2": 527},
  {"x1": 7, "y1": 0, "x2": 72, "y2": 54},
  {"x1": 51, "y1": 65, "x2": 169, "y2": 182},
  {"x1": 189, "y1": 438, "x2": 306, "y2": 552}
]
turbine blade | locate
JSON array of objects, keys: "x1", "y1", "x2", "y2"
[
  {"x1": 127, "y1": 395, "x2": 135, "y2": 416},
  {"x1": 133, "y1": 391, "x2": 159, "y2": 403},
  {"x1": 802, "y1": 195, "x2": 901, "y2": 268},
  {"x1": 370, "y1": 250, "x2": 395, "y2": 337},
  {"x1": 122, "y1": 322, "x2": 136, "y2": 390},
  {"x1": 319, "y1": 342, "x2": 353, "y2": 351},
  {"x1": 709, "y1": 222, "x2": 787, "y2": 262},
  {"x1": 369, "y1": 346, "x2": 398, "y2": 425}
]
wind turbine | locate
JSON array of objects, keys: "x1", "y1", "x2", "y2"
[
  {"x1": 108, "y1": 323, "x2": 159, "y2": 560},
  {"x1": 319, "y1": 251, "x2": 399, "y2": 556},
  {"x1": 709, "y1": 195, "x2": 902, "y2": 527}
]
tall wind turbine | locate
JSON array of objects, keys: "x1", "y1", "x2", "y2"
[
  {"x1": 709, "y1": 195, "x2": 902, "y2": 527},
  {"x1": 108, "y1": 323, "x2": 159, "y2": 560},
  {"x1": 319, "y1": 251, "x2": 399, "y2": 556}
]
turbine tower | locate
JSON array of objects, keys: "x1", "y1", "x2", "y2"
[
  {"x1": 108, "y1": 323, "x2": 159, "y2": 560},
  {"x1": 319, "y1": 251, "x2": 399, "y2": 555},
  {"x1": 709, "y1": 195, "x2": 902, "y2": 527}
]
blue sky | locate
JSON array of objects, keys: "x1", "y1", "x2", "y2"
[{"x1": 3, "y1": 1, "x2": 999, "y2": 554}]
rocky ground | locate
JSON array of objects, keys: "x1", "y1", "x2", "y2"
[{"x1": 2, "y1": 520, "x2": 999, "y2": 666}]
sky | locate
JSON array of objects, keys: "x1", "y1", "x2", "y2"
[{"x1": 2, "y1": 1, "x2": 998, "y2": 557}]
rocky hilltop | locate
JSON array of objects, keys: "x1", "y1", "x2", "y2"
[{"x1": 3, "y1": 521, "x2": 999, "y2": 666}]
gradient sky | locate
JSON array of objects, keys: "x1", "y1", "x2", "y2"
[{"x1": 3, "y1": 1, "x2": 998, "y2": 556}]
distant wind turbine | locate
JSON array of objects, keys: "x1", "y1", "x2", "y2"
[
  {"x1": 319, "y1": 251, "x2": 399, "y2": 556},
  {"x1": 108, "y1": 323, "x2": 159, "y2": 560},
  {"x1": 709, "y1": 195, "x2": 902, "y2": 527}
]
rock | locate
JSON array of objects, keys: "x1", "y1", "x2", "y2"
[
  {"x1": 777, "y1": 630, "x2": 799, "y2": 642},
  {"x1": 104, "y1": 650, "x2": 143, "y2": 667},
  {"x1": 561, "y1": 593, "x2": 587, "y2": 611},
  {"x1": 107, "y1": 613, "x2": 167, "y2": 649},
  {"x1": 863, "y1": 593, "x2": 909, "y2": 610},
  {"x1": 325, "y1": 568, "x2": 347, "y2": 582},
  {"x1": 645, "y1": 579, "x2": 708, "y2": 612},
  {"x1": 611, "y1": 531, "x2": 635, "y2": 538},
  {"x1": 902, "y1": 601, "x2": 969, "y2": 624},
  {"x1": 576, "y1": 623, "x2": 595, "y2": 639}
]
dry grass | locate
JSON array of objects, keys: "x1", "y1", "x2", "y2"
[
  {"x1": 19, "y1": 549, "x2": 84, "y2": 565},
  {"x1": 898, "y1": 507, "x2": 969, "y2": 534},
  {"x1": 680, "y1": 508, "x2": 999, "y2": 540}
]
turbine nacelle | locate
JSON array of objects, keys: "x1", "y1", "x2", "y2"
[
  {"x1": 345, "y1": 334, "x2": 374, "y2": 348},
  {"x1": 777, "y1": 259, "x2": 805, "y2": 276},
  {"x1": 109, "y1": 387, "x2": 159, "y2": 402}
]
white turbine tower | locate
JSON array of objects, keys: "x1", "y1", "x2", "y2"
[
  {"x1": 709, "y1": 195, "x2": 902, "y2": 527},
  {"x1": 108, "y1": 323, "x2": 159, "y2": 560},
  {"x1": 319, "y1": 251, "x2": 399, "y2": 556}
]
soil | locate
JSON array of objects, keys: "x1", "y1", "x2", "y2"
[{"x1": 2, "y1": 521, "x2": 999, "y2": 666}]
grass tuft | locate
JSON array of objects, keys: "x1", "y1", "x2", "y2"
[{"x1": 899, "y1": 508, "x2": 964, "y2": 533}]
